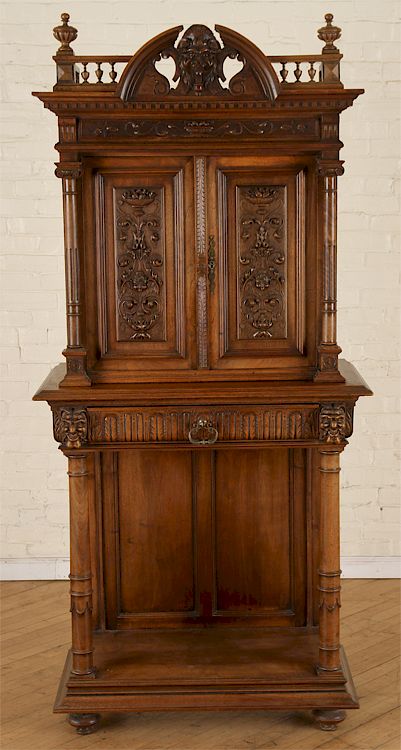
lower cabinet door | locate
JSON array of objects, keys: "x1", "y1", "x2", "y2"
[{"x1": 101, "y1": 447, "x2": 307, "y2": 629}]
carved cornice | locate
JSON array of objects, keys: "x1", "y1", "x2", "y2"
[
  {"x1": 36, "y1": 90, "x2": 362, "y2": 115},
  {"x1": 53, "y1": 407, "x2": 88, "y2": 448},
  {"x1": 319, "y1": 403, "x2": 353, "y2": 444}
]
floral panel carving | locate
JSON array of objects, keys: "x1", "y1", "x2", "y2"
[
  {"x1": 238, "y1": 185, "x2": 287, "y2": 339},
  {"x1": 319, "y1": 403, "x2": 353, "y2": 444},
  {"x1": 53, "y1": 407, "x2": 88, "y2": 449},
  {"x1": 115, "y1": 186, "x2": 165, "y2": 341}
]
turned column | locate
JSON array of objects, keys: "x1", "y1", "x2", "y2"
[
  {"x1": 55, "y1": 163, "x2": 91, "y2": 386},
  {"x1": 67, "y1": 452, "x2": 95, "y2": 677},
  {"x1": 314, "y1": 160, "x2": 345, "y2": 382},
  {"x1": 317, "y1": 447, "x2": 343, "y2": 672}
]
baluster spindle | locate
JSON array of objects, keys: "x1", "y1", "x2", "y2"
[
  {"x1": 294, "y1": 62, "x2": 302, "y2": 81},
  {"x1": 109, "y1": 62, "x2": 117, "y2": 82},
  {"x1": 308, "y1": 61, "x2": 317, "y2": 81},
  {"x1": 280, "y1": 62, "x2": 288, "y2": 82},
  {"x1": 81, "y1": 62, "x2": 89, "y2": 83},
  {"x1": 95, "y1": 62, "x2": 104, "y2": 83}
]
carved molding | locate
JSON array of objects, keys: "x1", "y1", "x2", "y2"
[
  {"x1": 317, "y1": 160, "x2": 344, "y2": 178},
  {"x1": 319, "y1": 598, "x2": 341, "y2": 613},
  {"x1": 319, "y1": 403, "x2": 353, "y2": 444},
  {"x1": 88, "y1": 406, "x2": 320, "y2": 443},
  {"x1": 238, "y1": 185, "x2": 287, "y2": 339},
  {"x1": 55, "y1": 162, "x2": 82, "y2": 179},
  {"x1": 79, "y1": 117, "x2": 319, "y2": 140},
  {"x1": 115, "y1": 186, "x2": 165, "y2": 341},
  {"x1": 53, "y1": 407, "x2": 88, "y2": 448},
  {"x1": 69, "y1": 600, "x2": 93, "y2": 616},
  {"x1": 45, "y1": 95, "x2": 359, "y2": 114}
]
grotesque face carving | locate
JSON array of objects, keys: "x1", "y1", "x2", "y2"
[
  {"x1": 53, "y1": 408, "x2": 88, "y2": 449},
  {"x1": 175, "y1": 25, "x2": 223, "y2": 95},
  {"x1": 319, "y1": 404, "x2": 352, "y2": 444}
]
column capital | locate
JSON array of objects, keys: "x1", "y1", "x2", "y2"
[
  {"x1": 55, "y1": 161, "x2": 82, "y2": 179},
  {"x1": 317, "y1": 159, "x2": 344, "y2": 177}
]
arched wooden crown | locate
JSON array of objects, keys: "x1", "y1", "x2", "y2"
[{"x1": 117, "y1": 24, "x2": 280, "y2": 102}]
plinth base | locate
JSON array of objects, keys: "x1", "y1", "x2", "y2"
[{"x1": 55, "y1": 628, "x2": 358, "y2": 729}]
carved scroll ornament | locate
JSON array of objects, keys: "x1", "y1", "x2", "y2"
[{"x1": 53, "y1": 407, "x2": 88, "y2": 449}]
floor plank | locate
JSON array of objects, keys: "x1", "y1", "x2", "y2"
[{"x1": 1, "y1": 580, "x2": 400, "y2": 750}]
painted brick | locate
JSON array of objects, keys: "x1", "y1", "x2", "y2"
[{"x1": 0, "y1": 0, "x2": 399, "y2": 571}]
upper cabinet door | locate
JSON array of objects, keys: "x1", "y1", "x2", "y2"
[
  {"x1": 208, "y1": 156, "x2": 316, "y2": 378},
  {"x1": 84, "y1": 157, "x2": 196, "y2": 380}
]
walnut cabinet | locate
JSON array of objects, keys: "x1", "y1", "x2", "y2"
[{"x1": 33, "y1": 13, "x2": 371, "y2": 735}]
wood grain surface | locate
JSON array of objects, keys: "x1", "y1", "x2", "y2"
[{"x1": 1, "y1": 579, "x2": 399, "y2": 749}]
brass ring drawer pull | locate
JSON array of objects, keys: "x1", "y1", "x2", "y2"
[{"x1": 188, "y1": 419, "x2": 218, "y2": 445}]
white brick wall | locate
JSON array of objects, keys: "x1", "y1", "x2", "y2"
[{"x1": 1, "y1": 0, "x2": 400, "y2": 579}]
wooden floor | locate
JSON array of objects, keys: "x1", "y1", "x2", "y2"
[{"x1": 1, "y1": 580, "x2": 400, "y2": 750}]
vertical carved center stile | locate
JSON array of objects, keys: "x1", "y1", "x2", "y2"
[{"x1": 195, "y1": 157, "x2": 208, "y2": 368}]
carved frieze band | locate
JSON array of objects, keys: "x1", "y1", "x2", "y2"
[
  {"x1": 195, "y1": 156, "x2": 208, "y2": 368},
  {"x1": 53, "y1": 407, "x2": 88, "y2": 448},
  {"x1": 319, "y1": 403, "x2": 353, "y2": 444},
  {"x1": 238, "y1": 185, "x2": 287, "y2": 339},
  {"x1": 52, "y1": 403, "x2": 353, "y2": 447},
  {"x1": 80, "y1": 117, "x2": 319, "y2": 140},
  {"x1": 88, "y1": 406, "x2": 319, "y2": 443}
]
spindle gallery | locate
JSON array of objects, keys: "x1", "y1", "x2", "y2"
[{"x1": 33, "y1": 12, "x2": 371, "y2": 735}]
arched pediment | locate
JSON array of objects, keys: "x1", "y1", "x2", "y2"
[{"x1": 117, "y1": 24, "x2": 280, "y2": 102}]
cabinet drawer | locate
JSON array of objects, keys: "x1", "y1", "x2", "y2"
[{"x1": 88, "y1": 405, "x2": 319, "y2": 444}]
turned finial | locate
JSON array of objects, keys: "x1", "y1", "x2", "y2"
[
  {"x1": 318, "y1": 13, "x2": 341, "y2": 53},
  {"x1": 53, "y1": 12, "x2": 78, "y2": 55}
]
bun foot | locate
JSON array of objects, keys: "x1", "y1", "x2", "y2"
[
  {"x1": 312, "y1": 709, "x2": 346, "y2": 731},
  {"x1": 68, "y1": 713, "x2": 101, "y2": 735}
]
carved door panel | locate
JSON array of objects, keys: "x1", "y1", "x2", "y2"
[
  {"x1": 208, "y1": 156, "x2": 316, "y2": 377},
  {"x1": 84, "y1": 157, "x2": 196, "y2": 378}
]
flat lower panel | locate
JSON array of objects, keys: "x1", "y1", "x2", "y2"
[
  {"x1": 214, "y1": 449, "x2": 293, "y2": 619},
  {"x1": 112, "y1": 450, "x2": 197, "y2": 623}
]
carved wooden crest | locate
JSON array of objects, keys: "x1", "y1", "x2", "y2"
[{"x1": 117, "y1": 24, "x2": 279, "y2": 102}]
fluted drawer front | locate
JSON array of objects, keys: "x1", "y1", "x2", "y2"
[{"x1": 88, "y1": 406, "x2": 319, "y2": 444}]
